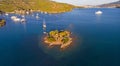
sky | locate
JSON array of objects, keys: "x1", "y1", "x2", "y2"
[{"x1": 52, "y1": 0, "x2": 119, "y2": 5}]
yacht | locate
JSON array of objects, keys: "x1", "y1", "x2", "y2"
[
  {"x1": 95, "y1": 10, "x2": 103, "y2": 15},
  {"x1": 13, "y1": 18, "x2": 21, "y2": 22},
  {"x1": 11, "y1": 16, "x2": 21, "y2": 22}
]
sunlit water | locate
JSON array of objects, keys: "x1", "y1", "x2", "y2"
[{"x1": 0, "y1": 8, "x2": 120, "y2": 66}]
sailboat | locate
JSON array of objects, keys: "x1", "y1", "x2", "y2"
[
  {"x1": 43, "y1": 19, "x2": 46, "y2": 28},
  {"x1": 21, "y1": 15, "x2": 26, "y2": 22},
  {"x1": 43, "y1": 19, "x2": 47, "y2": 34},
  {"x1": 36, "y1": 13, "x2": 39, "y2": 19}
]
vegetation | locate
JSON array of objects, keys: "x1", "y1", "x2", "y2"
[
  {"x1": 47, "y1": 36, "x2": 56, "y2": 42},
  {"x1": 44, "y1": 30, "x2": 72, "y2": 49},
  {"x1": 0, "y1": 0, "x2": 75, "y2": 13},
  {"x1": 0, "y1": 19, "x2": 6, "y2": 27},
  {"x1": 62, "y1": 37, "x2": 69, "y2": 44}
]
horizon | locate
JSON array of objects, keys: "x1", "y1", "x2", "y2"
[{"x1": 52, "y1": 0, "x2": 119, "y2": 6}]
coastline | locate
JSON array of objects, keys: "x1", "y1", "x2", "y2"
[
  {"x1": 44, "y1": 36, "x2": 73, "y2": 49},
  {"x1": 5, "y1": 9, "x2": 73, "y2": 14}
]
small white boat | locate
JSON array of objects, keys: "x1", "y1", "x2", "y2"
[
  {"x1": 43, "y1": 20, "x2": 46, "y2": 28},
  {"x1": 36, "y1": 15, "x2": 39, "y2": 19},
  {"x1": 43, "y1": 32, "x2": 47, "y2": 34},
  {"x1": 11, "y1": 16, "x2": 21, "y2": 22},
  {"x1": 11, "y1": 16, "x2": 17, "y2": 19},
  {"x1": 21, "y1": 18, "x2": 26, "y2": 22},
  {"x1": 26, "y1": 11, "x2": 29, "y2": 14},
  {"x1": 95, "y1": 10, "x2": 103, "y2": 15},
  {"x1": 43, "y1": 25, "x2": 46, "y2": 28},
  {"x1": 5, "y1": 13, "x2": 9, "y2": 16},
  {"x1": 13, "y1": 18, "x2": 21, "y2": 22},
  {"x1": 44, "y1": 12, "x2": 47, "y2": 14},
  {"x1": 36, "y1": 13, "x2": 39, "y2": 19}
]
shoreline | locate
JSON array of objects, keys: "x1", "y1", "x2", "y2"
[
  {"x1": 44, "y1": 36, "x2": 73, "y2": 49},
  {"x1": 4, "y1": 8, "x2": 73, "y2": 15},
  {"x1": 4, "y1": 8, "x2": 119, "y2": 15}
]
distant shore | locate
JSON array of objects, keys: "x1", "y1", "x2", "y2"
[{"x1": 4, "y1": 9, "x2": 73, "y2": 14}]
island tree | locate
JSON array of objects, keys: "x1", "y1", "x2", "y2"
[{"x1": 44, "y1": 30, "x2": 72, "y2": 49}]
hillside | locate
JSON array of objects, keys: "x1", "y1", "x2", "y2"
[
  {"x1": 98, "y1": 1, "x2": 120, "y2": 8},
  {"x1": 0, "y1": 0, "x2": 75, "y2": 13}
]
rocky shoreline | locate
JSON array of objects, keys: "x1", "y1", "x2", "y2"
[
  {"x1": 5, "y1": 9, "x2": 73, "y2": 15},
  {"x1": 0, "y1": 19, "x2": 6, "y2": 27}
]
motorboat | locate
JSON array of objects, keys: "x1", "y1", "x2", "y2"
[
  {"x1": 11, "y1": 16, "x2": 17, "y2": 19},
  {"x1": 11, "y1": 16, "x2": 21, "y2": 22},
  {"x1": 95, "y1": 10, "x2": 103, "y2": 15},
  {"x1": 21, "y1": 18, "x2": 26, "y2": 22}
]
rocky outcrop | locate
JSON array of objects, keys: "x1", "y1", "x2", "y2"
[{"x1": 0, "y1": 19, "x2": 6, "y2": 27}]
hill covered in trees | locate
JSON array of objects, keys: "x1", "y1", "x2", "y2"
[
  {"x1": 98, "y1": 1, "x2": 120, "y2": 8},
  {"x1": 0, "y1": 0, "x2": 75, "y2": 13}
]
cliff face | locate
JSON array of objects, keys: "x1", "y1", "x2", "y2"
[{"x1": 0, "y1": 0, "x2": 74, "y2": 13}]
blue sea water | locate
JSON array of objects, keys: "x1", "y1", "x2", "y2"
[{"x1": 0, "y1": 8, "x2": 120, "y2": 66}]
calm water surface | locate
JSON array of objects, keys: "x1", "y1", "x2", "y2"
[{"x1": 0, "y1": 8, "x2": 120, "y2": 66}]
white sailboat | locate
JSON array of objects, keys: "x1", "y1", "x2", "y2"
[
  {"x1": 21, "y1": 15, "x2": 26, "y2": 22},
  {"x1": 36, "y1": 14, "x2": 39, "y2": 19},
  {"x1": 43, "y1": 19, "x2": 47, "y2": 34},
  {"x1": 43, "y1": 20, "x2": 46, "y2": 28},
  {"x1": 43, "y1": 32, "x2": 47, "y2": 34}
]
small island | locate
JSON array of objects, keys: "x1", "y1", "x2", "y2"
[
  {"x1": 0, "y1": 19, "x2": 6, "y2": 27},
  {"x1": 44, "y1": 30, "x2": 72, "y2": 49}
]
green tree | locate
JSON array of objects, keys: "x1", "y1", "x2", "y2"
[
  {"x1": 62, "y1": 37, "x2": 69, "y2": 44},
  {"x1": 49, "y1": 30, "x2": 58, "y2": 37}
]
